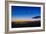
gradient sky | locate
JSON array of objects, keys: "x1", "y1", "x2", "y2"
[{"x1": 11, "y1": 6, "x2": 41, "y2": 20}]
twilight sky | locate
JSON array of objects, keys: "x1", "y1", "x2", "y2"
[{"x1": 11, "y1": 6, "x2": 41, "y2": 21}]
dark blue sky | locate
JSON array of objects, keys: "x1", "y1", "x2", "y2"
[{"x1": 11, "y1": 6, "x2": 41, "y2": 20}]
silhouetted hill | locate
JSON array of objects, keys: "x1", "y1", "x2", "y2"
[
  {"x1": 12, "y1": 20, "x2": 41, "y2": 28},
  {"x1": 32, "y1": 16, "x2": 40, "y2": 19}
]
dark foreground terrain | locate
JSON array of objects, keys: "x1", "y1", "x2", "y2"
[{"x1": 11, "y1": 21, "x2": 41, "y2": 28}]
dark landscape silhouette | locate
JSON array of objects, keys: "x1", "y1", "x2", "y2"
[{"x1": 12, "y1": 20, "x2": 41, "y2": 28}]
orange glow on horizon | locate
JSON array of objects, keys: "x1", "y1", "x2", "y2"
[{"x1": 12, "y1": 20, "x2": 32, "y2": 22}]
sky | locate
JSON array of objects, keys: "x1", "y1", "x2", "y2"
[{"x1": 11, "y1": 6, "x2": 41, "y2": 21}]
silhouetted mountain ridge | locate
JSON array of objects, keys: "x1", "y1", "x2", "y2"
[{"x1": 32, "y1": 16, "x2": 40, "y2": 19}]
